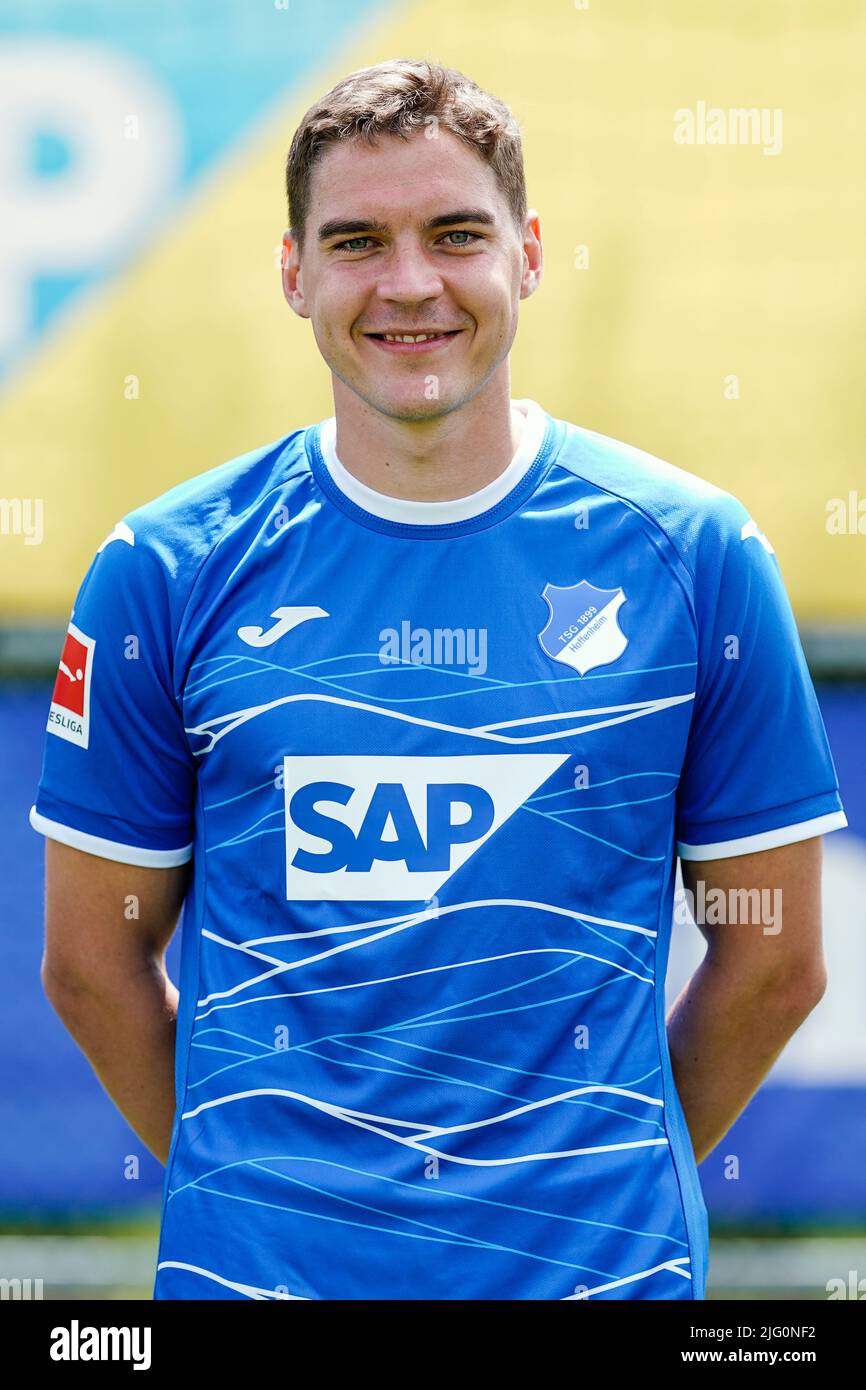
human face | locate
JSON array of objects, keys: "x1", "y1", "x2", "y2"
[{"x1": 282, "y1": 128, "x2": 542, "y2": 422}]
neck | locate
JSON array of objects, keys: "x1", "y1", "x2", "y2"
[{"x1": 329, "y1": 377, "x2": 523, "y2": 502}]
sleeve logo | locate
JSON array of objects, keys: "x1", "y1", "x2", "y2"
[{"x1": 47, "y1": 622, "x2": 95, "y2": 748}]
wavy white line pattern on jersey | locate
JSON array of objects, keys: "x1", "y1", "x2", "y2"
[
  {"x1": 194, "y1": 899, "x2": 656, "y2": 1009},
  {"x1": 155, "y1": 1250, "x2": 689, "y2": 1300},
  {"x1": 190, "y1": 1034, "x2": 666, "y2": 1131},
  {"x1": 165, "y1": 654, "x2": 697, "y2": 1297},
  {"x1": 242, "y1": 898, "x2": 657, "y2": 946},
  {"x1": 180, "y1": 906, "x2": 666, "y2": 1181},
  {"x1": 179, "y1": 1083, "x2": 669, "y2": 1167},
  {"x1": 185, "y1": 690, "x2": 695, "y2": 754},
  {"x1": 563, "y1": 1257, "x2": 692, "y2": 1298},
  {"x1": 155, "y1": 1261, "x2": 309, "y2": 1299},
  {"x1": 183, "y1": 651, "x2": 697, "y2": 704}
]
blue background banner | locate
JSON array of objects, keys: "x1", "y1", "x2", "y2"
[{"x1": 3, "y1": 683, "x2": 865, "y2": 1222}]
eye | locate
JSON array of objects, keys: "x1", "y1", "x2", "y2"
[
  {"x1": 440, "y1": 230, "x2": 480, "y2": 247},
  {"x1": 332, "y1": 229, "x2": 482, "y2": 254},
  {"x1": 335, "y1": 236, "x2": 374, "y2": 253}
]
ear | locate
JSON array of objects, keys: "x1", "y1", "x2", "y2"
[
  {"x1": 519, "y1": 210, "x2": 543, "y2": 300},
  {"x1": 281, "y1": 230, "x2": 309, "y2": 318}
]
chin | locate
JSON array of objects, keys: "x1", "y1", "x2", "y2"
[
  {"x1": 365, "y1": 387, "x2": 462, "y2": 424},
  {"x1": 385, "y1": 401, "x2": 458, "y2": 424}
]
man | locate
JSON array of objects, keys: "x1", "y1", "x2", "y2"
[{"x1": 31, "y1": 58, "x2": 846, "y2": 1301}]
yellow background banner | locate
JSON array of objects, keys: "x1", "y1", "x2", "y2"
[{"x1": 1, "y1": 0, "x2": 863, "y2": 620}]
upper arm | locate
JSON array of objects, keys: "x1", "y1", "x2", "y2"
[
  {"x1": 679, "y1": 836, "x2": 826, "y2": 1000},
  {"x1": 671, "y1": 500, "x2": 844, "y2": 1004},
  {"x1": 42, "y1": 838, "x2": 190, "y2": 991},
  {"x1": 675, "y1": 495, "x2": 846, "y2": 861},
  {"x1": 30, "y1": 515, "x2": 198, "y2": 981}
]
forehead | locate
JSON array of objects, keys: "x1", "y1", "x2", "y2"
[{"x1": 308, "y1": 128, "x2": 504, "y2": 222}]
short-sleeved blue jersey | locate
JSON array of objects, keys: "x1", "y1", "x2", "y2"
[{"x1": 31, "y1": 398, "x2": 847, "y2": 1300}]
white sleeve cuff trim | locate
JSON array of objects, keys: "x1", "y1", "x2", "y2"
[
  {"x1": 677, "y1": 809, "x2": 848, "y2": 860},
  {"x1": 29, "y1": 806, "x2": 193, "y2": 868}
]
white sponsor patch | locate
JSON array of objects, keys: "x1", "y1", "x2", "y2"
[
  {"x1": 47, "y1": 622, "x2": 95, "y2": 748},
  {"x1": 283, "y1": 753, "x2": 568, "y2": 901}
]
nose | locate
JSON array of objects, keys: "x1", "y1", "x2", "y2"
[{"x1": 373, "y1": 236, "x2": 445, "y2": 305}]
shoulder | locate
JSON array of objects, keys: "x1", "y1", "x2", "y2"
[
  {"x1": 73, "y1": 427, "x2": 313, "y2": 636},
  {"x1": 550, "y1": 417, "x2": 757, "y2": 573},
  {"x1": 118, "y1": 426, "x2": 311, "y2": 573}
]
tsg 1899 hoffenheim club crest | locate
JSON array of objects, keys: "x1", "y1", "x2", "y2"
[{"x1": 538, "y1": 580, "x2": 629, "y2": 676}]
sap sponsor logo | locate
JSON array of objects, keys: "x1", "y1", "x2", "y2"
[
  {"x1": 49, "y1": 1319, "x2": 151, "y2": 1370},
  {"x1": 47, "y1": 623, "x2": 95, "y2": 748},
  {"x1": 283, "y1": 754, "x2": 568, "y2": 900},
  {"x1": 379, "y1": 621, "x2": 488, "y2": 676}
]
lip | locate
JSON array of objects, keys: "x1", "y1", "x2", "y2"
[{"x1": 362, "y1": 330, "x2": 465, "y2": 354}]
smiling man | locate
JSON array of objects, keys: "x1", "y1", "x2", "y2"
[
  {"x1": 31, "y1": 58, "x2": 847, "y2": 1301},
  {"x1": 282, "y1": 97, "x2": 539, "y2": 493}
]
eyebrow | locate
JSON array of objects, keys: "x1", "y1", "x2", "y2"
[{"x1": 317, "y1": 209, "x2": 497, "y2": 243}]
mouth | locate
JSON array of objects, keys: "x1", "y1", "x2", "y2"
[{"x1": 362, "y1": 329, "x2": 465, "y2": 354}]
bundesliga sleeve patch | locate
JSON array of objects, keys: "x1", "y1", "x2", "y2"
[{"x1": 47, "y1": 622, "x2": 95, "y2": 748}]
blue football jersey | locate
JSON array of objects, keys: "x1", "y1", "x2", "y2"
[{"x1": 30, "y1": 397, "x2": 847, "y2": 1300}]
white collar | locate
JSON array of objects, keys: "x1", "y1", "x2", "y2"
[{"x1": 317, "y1": 398, "x2": 547, "y2": 525}]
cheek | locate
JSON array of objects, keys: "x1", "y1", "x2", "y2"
[
  {"x1": 318, "y1": 280, "x2": 361, "y2": 330},
  {"x1": 477, "y1": 285, "x2": 516, "y2": 337},
  {"x1": 473, "y1": 264, "x2": 516, "y2": 311}
]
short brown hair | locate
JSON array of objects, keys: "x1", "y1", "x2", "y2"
[{"x1": 285, "y1": 58, "x2": 527, "y2": 256}]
